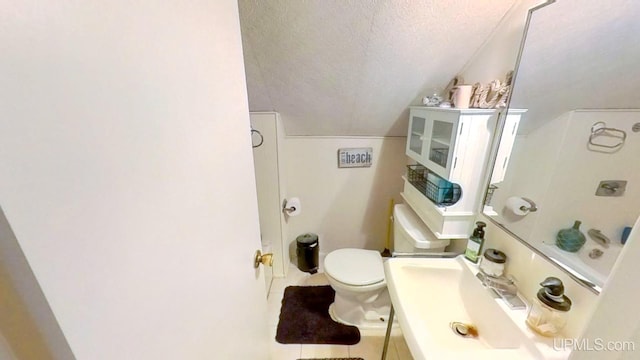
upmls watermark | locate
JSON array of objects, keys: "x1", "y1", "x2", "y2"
[{"x1": 554, "y1": 338, "x2": 636, "y2": 352}]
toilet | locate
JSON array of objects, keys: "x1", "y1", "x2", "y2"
[{"x1": 323, "y1": 204, "x2": 450, "y2": 329}]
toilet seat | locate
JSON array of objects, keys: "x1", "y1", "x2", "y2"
[{"x1": 324, "y1": 248, "x2": 384, "y2": 286}]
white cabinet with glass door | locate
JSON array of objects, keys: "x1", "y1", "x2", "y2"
[
  {"x1": 406, "y1": 108, "x2": 461, "y2": 180},
  {"x1": 403, "y1": 107, "x2": 503, "y2": 239}
]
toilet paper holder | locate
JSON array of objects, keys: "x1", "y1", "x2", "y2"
[
  {"x1": 282, "y1": 198, "x2": 297, "y2": 214},
  {"x1": 519, "y1": 197, "x2": 538, "y2": 212},
  {"x1": 282, "y1": 197, "x2": 302, "y2": 216},
  {"x1": 283, "y1": 204, "x2": 297, "y2": 214}
]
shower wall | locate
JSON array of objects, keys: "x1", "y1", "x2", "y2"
[{"x1": 492, "y1": 110, "x2": 640, "y2": 281}]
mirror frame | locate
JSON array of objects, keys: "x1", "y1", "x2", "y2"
[{"x1": 479, "y1": 0, "x2": 601, "y2": 295}]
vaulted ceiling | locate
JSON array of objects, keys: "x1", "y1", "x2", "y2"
[{"x1": 238, "y1": 0, "x2": 518, "y2": 136}]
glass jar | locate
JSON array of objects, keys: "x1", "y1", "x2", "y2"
[
  {"x1": 525, "y1": 299, "x2": 569, "y2": 337},
  {"x1": 479, "y1": 249, "x2": 507, "y2": 277},
  {"x1": 525, "y1": 277, "x2": 572, "y2": 337}
]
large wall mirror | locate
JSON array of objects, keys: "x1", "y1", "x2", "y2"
[{"x1": 483, "y1": 0, "x2": 640, "y2": 293}]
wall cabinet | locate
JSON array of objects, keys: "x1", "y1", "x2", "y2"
[
  {"x1": 406, "y1": 109, "x2": 461, "y2": 180},
  {"x1": 403, "y1": 107, "x2": 508, "y2": 238}
]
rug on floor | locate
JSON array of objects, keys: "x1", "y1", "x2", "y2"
[{"x1": 276, "y1": 285, "x2": 360, "y2": 345}]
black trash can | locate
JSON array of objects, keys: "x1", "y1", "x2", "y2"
[{"x1": 296, "y1": 233, "x2": 319, "y2": 274}]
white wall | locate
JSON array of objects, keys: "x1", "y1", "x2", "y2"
[
  {"x1": 284, "y1": 136, "x2": 407, "y2": 258},
  {"x1": 490, "y1": 111, "x2": 570, "y2": 238},
  {"x1": 570, "y1": 216, "x2": 640, "y2": 360},
  {"x1": 479, "y1": 214, "x2": 598, "y2": 339},
  {"x1": 251, "y1": 112, "x2": 289, "y2": 277},
  {"x1": 1, "y1": 1, "x2": 267, "y2": 359},
  {"x1": 491, "y1": 110, "x2": 640, "y2": 284},
  {"x1": 532, "y1": 111, "x2": 639, "y2": 278}
]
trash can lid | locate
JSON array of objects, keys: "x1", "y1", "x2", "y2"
[{"x1": 296, "y1": 233, "x2": 318, "y2": 244}]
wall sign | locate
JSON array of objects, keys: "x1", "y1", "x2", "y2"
[{"x1": 338, "y1": 148, "x2": 373, "y2": 168}]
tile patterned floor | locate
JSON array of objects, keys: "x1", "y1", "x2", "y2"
[{"x1": 268, "y1": 263, "x2": 414, "y2": 360}]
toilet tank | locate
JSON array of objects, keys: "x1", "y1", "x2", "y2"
[{"x1": 393, "y1": 204, "x2": 450, "y2": 253}]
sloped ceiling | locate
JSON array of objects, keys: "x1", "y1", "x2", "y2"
[
  {"x1": 239, "y1": 0, "x2": 517, "y2": 136},
  {"x1": 510, "y1": 0, "x2": 640, "y2": 134}
]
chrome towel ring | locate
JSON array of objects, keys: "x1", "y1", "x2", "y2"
[{"x1": 588, "y1": 121, "x2": 626, "y2": 149}]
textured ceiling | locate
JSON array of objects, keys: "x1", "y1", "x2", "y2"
[
  {"x1": 239, "y1": 0, "x2": 517, "y2": 136},
  {"x1": 510, "y1": 0, "x2": 640, "y2": 134}
]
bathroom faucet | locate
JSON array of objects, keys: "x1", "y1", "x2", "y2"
[
  {"x1": 478, "y1": 272, "x2": 517, "y2": 296},
  {"x1": 476, "y1": 271, "x2": 526, "y2": 309}
]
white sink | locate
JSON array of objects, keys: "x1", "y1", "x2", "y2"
[{"x1": 384, "y1": 256, "x2": 569, "y2": 360}]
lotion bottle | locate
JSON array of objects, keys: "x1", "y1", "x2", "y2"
[{"x1": 464, "y1": 221, "x2": 486, "y2": 263}]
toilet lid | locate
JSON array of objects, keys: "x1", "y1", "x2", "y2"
[{"x1": 324, "y1": 249, "x2": 384, "y2": 286}]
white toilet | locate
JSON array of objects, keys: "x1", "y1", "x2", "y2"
[{"x1": 323, "y1": 204, "x2": 450, "y2": 329}]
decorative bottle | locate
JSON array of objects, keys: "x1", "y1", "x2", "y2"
[{"x1": 556, "y1": 220, "x2": 586, "y2": 252}]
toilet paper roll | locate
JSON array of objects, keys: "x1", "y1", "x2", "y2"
[
  {"x1": 284, "y1": 197, "x2": 302, "y2": 217},
  {"x1": 505, "y1": 196, "x2": 530, "y2": 216}
]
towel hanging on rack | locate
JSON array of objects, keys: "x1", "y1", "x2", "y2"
[{"x1": 588, "y1": 121, "x2": 626, "y2": 152}]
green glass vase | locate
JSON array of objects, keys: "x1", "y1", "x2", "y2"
[{"x1": 556, "y1": 220, "x2": 586, "y2": 252}]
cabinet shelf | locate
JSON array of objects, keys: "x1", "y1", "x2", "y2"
[
  {"x1": 430, "y1": 137, "x2": 451, "y2": 147},
  {"x1": 401, "y1": 176, "x2": 473, "y2": 239}
]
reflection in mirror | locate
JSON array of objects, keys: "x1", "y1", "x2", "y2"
[{"x1": 483, "y1": 0, "x2": 640, "y2": 293}]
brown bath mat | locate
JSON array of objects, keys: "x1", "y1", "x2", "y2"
[{"x1": 276, "y1": 285, "x2": 360, "y2": 345}]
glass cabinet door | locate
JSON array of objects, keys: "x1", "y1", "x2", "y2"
[
  {"x1": 423, "y1": 112, "x2": 459, "y2": 180},
  {"x1": 406, "y1": 113, "x2": 432, "y2": 163},
  {"x1": 405, "y1": 109, "x2": 460, "y2": 180},
  {"x1": 428, "y1": 120, "x2": 454, "y2": 168},
  {"x1": 408, "y1": 115, "x2": 426, "y2": 155}
]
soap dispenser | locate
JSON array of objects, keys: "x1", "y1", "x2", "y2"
[
  {"x1": 525, "y1": 277, "x2": 572, "y2": 337},
  {"x1": 464, "y1": 221, "x2": 486, "y2": 264}
]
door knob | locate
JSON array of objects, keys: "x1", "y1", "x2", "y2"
[{"x1": 254, "y1": 250, "x2": 273, "y2": 268}]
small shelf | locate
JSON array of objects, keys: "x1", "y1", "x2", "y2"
[
  {"x1": 430, "y1": 137, "x2": 451, "y2": 147},
  {"x1": 406, "y1": 165, "x2": 461, "y2": 206},
  {"x1": 400, "y1": 177, "x2": 474, "y2": 239}
]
